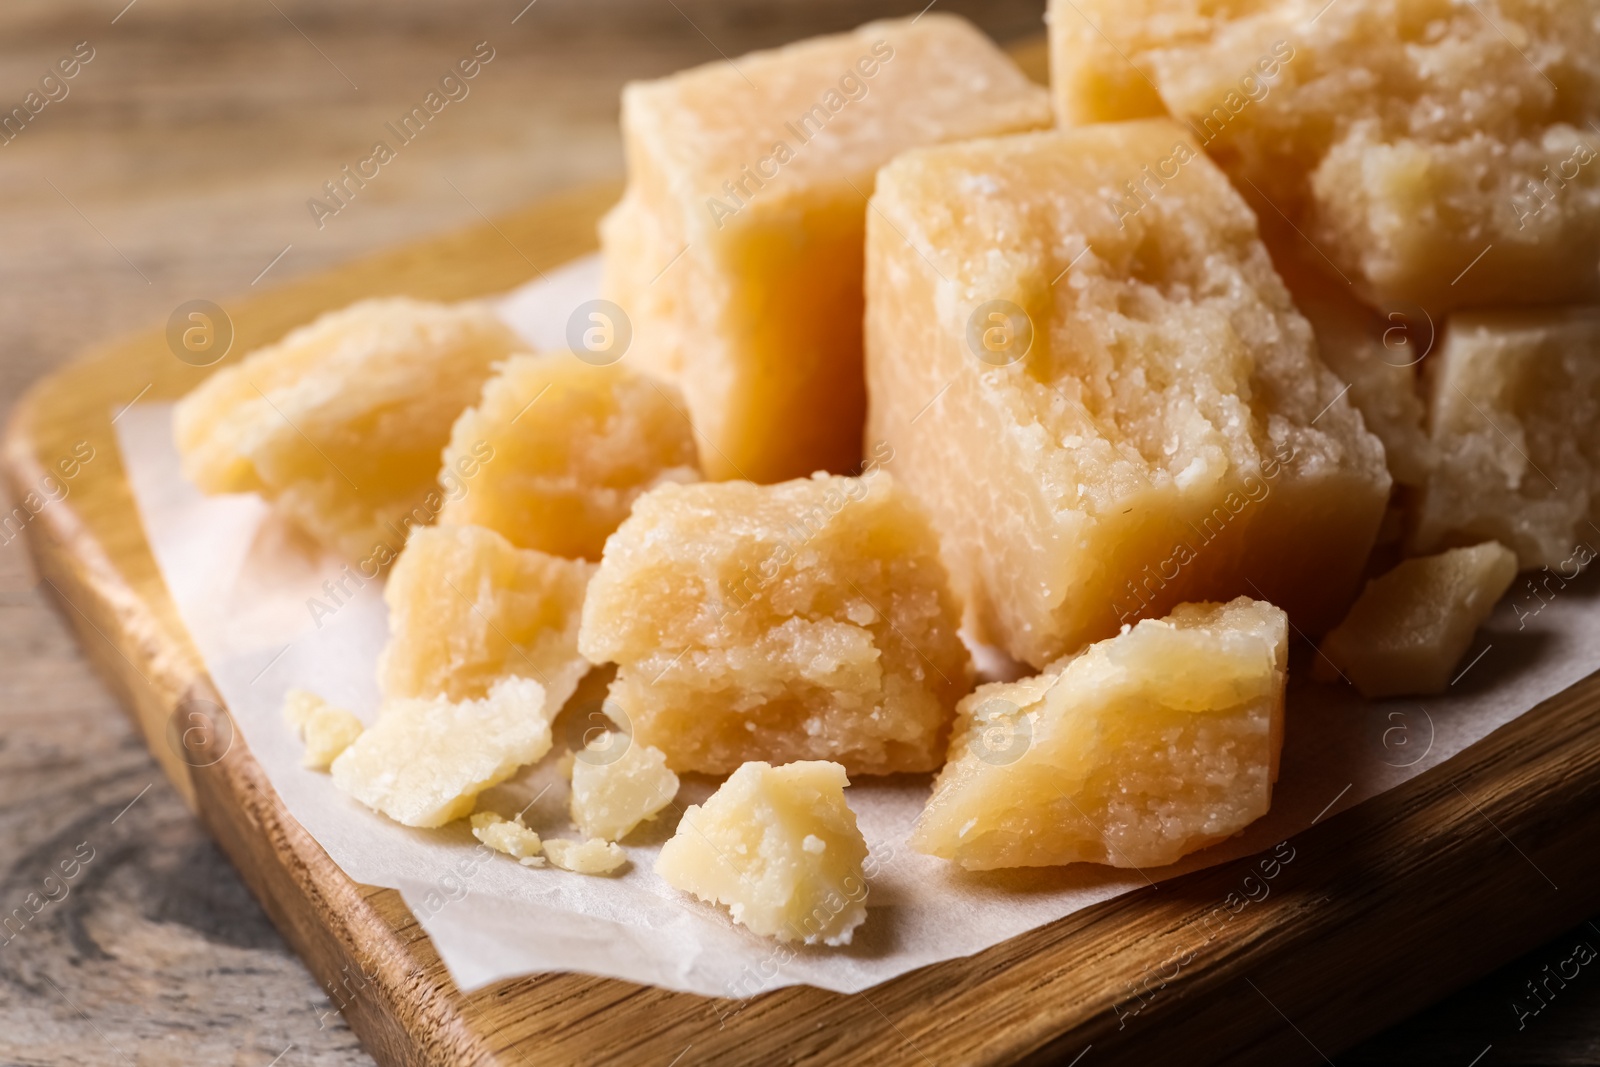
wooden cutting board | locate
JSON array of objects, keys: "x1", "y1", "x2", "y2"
[{"x1": 8, "y1": 37, "x2": 1600, "y2": 1066}]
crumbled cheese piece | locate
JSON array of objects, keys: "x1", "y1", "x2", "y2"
[
  {"x1": 470, "y1": 811, "x2": 545, "y2": 865},
  {"x1": 283, "y1": 689, "x2": 364, "y2": 770},
  {"x1": 656, "y1": 760, "x2": 869, "y2": 945},
  {"x1": 330, "y1": 676, "x2": 554, "y2": 828},
  {"x1": 570, "y1": 741, "x2": 680, "y2": 842},
  {"x1": 543, "y1": 838, "x2": 627, "y2": 875}
]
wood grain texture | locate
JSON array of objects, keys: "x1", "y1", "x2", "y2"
[{"x1": 1, "y1": 2, "x2": 1597, "y2": 1065}]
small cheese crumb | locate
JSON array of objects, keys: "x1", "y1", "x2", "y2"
[
  {"x1": 570, "y1": 741, "x2": 680, "y2": 842},
  {"x1": 656, "y1": 760, "x2": 869, "y2": 945},
  {"x1": 471, "y1": 812, "x2": 544, "y2": 865},
  {"x1": 543, "y1": 838, "x2": 627, "y2": 875},
  {"x1": 330, "y1": 676, "x2": 555, "y2": 828},
  {"x1": 283, "y1": 689, "x2": 364, "y2": 770}
]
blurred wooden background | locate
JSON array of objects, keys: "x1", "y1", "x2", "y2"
[{"x1": 0, "y1": 1, "x2": 1597, "y2": 1064}]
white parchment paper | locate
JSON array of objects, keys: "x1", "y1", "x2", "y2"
[{"x1": 114, "y1": 254, "x2": 1600, "y2": 999}]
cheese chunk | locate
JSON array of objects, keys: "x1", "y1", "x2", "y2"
[
  {"x1": 570, "y1": 741, "x2": 680, "y2": 842},
  {"x1": 912, "y1": 598, "x2": 1287, "y2": 871},
  {"x1": 577, "y1": 471, "x2": 971, "y2": 775},
  {"x1": 543, "y1": 838, "x2": 627, "y2": 875},
  {"x1": 1049, "y1": 0, "x2": 1600, "y2": 312},
  {"x1": 1316, "y1": 543, "x2": 1516, "y2": 698},
  {"x1": 438, "y1": 353, "x2": 700, "y2": 560},
  {"x1": 656, "y1": 760, "x2": 869, "y2": 945},
  {"x1": 1413, "y1": 309, "x2": 1600, "y2": 567},
  {"x1": 471, "y1": 811, "x2": 545, "y2": 865},
  {"x1": 283, "y1": 689, "x2": 364, "y2": 770},
  {"x1": 331, "y1": 676, "x2": 554, "y2": 828},
  {"x1": 1278, "y1": 255, "x2": 1434, "y2": 487},
  {"x1": 173, "y1": 298, "x2": 521, "y2": 562},
  {"x1": 603, "y1": 14, "x2": 1050, "y2": 482},
  {"x1": 378, "y1": 524, "x2": 594, "y2": 710},
  {"x1": 866, "y1": 121, "x2": 1390, "y2": 667}
]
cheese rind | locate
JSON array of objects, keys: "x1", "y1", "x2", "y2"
[
  {"x1": 173, "y1": 298, "x2": 521, "y2": 562},
  {"x1": 378, "y1": 524, "x2": 594, "y2": 710},
  {"x1": 330, "y1": 676, "x2": 554, "y2": 828},
  {"x1": 438, "y1": 353, "x2": 700, "y2": 560},
  {"x1": 605, "y1": 14, "x2": 1052, "y2": 482},
  {"x1": 577, "y1": 471, "x2": 972, "y2": 775},
  {"x1": 866, "y1": 121, "x2": 1389, "y2": 667},
  {"x1": 655, "y1": 760, "x2": 869, "y2": 945},
  {"x1": 1316, "y1": 542, "x2": 1517, "y2": 698},
  {"x1": 911, "y1": 598, "x2": 1287, "y2": 871},
  {"x1": 1413, "y1": 309, "x2": 1600, "y2": 567},
  {"x1": 570, "y1": 741, "x2": 680, "y2": 842},
  {"x1": 1048, "y1": 0, "x2": 1600, "y2": 312}
]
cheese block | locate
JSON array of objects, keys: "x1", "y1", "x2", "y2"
[
  {"x1": 577, "y1": 471, "x2": 972, "y2": 775},
  {"x1": 378, "y1": 524, "x2": 594, "y2": 710},
  {"x1": 1412, "y1": 308, "x2": 1600, "y2": 567},
  {"x1": 1276, "y1": 254, "x2": 1435, "y2": 488},
  {"x1": 911, "y1": 598, "x2": 1287, "y2": 871},
  {"x1": 1316, "y1": 542, "x2": 1517, "y2": 697},
  {"x1": 173, "y1": 298, "x2": 521, "y2": 563},
  {"x1": 603, "y1": 14, "x2": 1051, "y2": 483},
  {"x1": 438, "y1": 352, "x2": 700, "y2": 561},
  {"x1": 330, "y1": 676, "x2": 554, "y2": 829},
  {"x1": 1049, "y1": 0, "x2": 1600, "y2": 312},
  {"x1": 865, "y1": 120, "x2": 1390, "y2": 667},
  {"x1": 656, "y1": 760, "x2": 869, "y2": 945}
]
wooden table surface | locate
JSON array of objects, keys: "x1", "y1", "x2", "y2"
[{"x1": 0, "y1": 2, "x2": 1596, "y2": 1065}]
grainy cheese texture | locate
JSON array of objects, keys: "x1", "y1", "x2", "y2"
[
  {"x1": 173, "y1": 298, "x2": 522, "y2": 562},
  {"x1": 331, "y1": 676, "x2": 555, "y2": 829},
  {"x1": 865, "y1": 121, "x2": 1389, "y2": 667},
  {"x1": 1277, "y1": 254, "x2": 1435, "y2": 487},
  {"x1": 438, "y1": 353, "x2": 701, "y2": 561},
  {"x1": 1049, "y1": 0, "x2": 1600, "y2": 312},
  {"x1": 1316, "y1": 542, "x2": 1517, "y2": 697},
  {"x1": 656, "y1": 761, "x2": 869, "y2": 945},
  {"x1": 602, "y1": 14, "x2": 1051, "y2": 483},
  {"x1": 378, "y1": 524, "x2": 594, "y2": 710},
  {"x1": 577, "y1": 471, "x2": 972, "y2": 775},
  {"x1": 912, "y1": 598, "x2": 1287, "y2": 871},
  {"x1": 1412, "y1": 308, "x2": 1600, "y2": 567}
]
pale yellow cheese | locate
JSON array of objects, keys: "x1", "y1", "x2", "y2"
[
  {"x1": 577, "y1": 471, "x2": 972, "y2": 775},
  {"x1": 1316, "y1": 542, "x2": 1517, "y2": 697},
  {"x1": 1412, "y1": 308, "x2": 1600, "y2": 567},
  {"x1": 438, "y1": 353, "x2": 700, "y2": 560},
  {"x1": 655, "y1": 760, "x2": 869, "y2": 945},
  {"x1": 543, "y1": 838, "x2": 627, "y2": 875},
  {"x1": 1049, "y1": 0, "x2": 1600, "y2": 312},
  {"x1": 471, "y1": 811, "x2": 545, "y2": 865},
  {"x1": 283, "y1": 689, "x2": 364, "y2": 770},
  {"x1": 604, "y1": 14, "x2": 1051, "y2": 482},
  {"x1": 378, "y1": 524, "x2": 594, "y2": 710},
  {"x1": 570, "y1": 741, "x2": 680, "y2": 842},
  {"x1": 866, "y1": 120, "x2": 1390, "y2": 667},
  {"x1": 330, "y1": 676, "x2": 554, "y2": 828},
  {"x1": 173, "y1": 298, "x2": 522, "y2": 562},
  {"x1": 1277, "y1": 254, "x2": 1435, "y2": 487},
  {"x1": 912, "y1": 598, "x2": 1287, "y2": 871}
]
